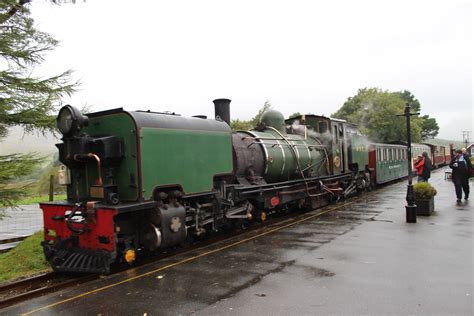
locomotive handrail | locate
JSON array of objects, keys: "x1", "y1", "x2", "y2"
[
  {"x1": 246, "y1": 141, "x2": 325, "y2": 149},
  {"x1": 241, "y1": 136, "x2": 308, "y2": 142},
  {"x1": 300, "y1": 158, "x2": 327, "y2": 173}
]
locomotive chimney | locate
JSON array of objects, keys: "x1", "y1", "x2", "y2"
[{"x1": 213, "y1": 98, "x2": 231, "y2": 125}]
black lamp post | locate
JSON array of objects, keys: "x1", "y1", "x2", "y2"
[{"x1": 397, "y1": 103, "x2": 419, "y2": 223}]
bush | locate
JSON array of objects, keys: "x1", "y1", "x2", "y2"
[{"x1": 413, "y1": 182, "x2": 437, "y2": 200}]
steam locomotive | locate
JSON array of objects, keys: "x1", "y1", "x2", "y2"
[{"x1": 41, "y1": 99, "x2": 423, "y2": 274}]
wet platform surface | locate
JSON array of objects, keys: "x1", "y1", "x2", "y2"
[{"x1": 2, "y1": 168, "x2": 473, "y2": 315}]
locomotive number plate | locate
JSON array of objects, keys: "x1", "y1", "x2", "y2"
[{"x1": 90, "y1": 186, "x2": 104, "y2": 198}]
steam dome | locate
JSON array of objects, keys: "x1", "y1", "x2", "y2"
[{"x1": 260, "y1": 110, "x2": 286, "y2": 134}]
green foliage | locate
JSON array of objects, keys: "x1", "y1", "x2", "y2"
[
  {"x1": 396, "y1": 90, "x2": 421, "y2": 112},
  {"x1": 413, "y1": 182, "x2": 437, "y2": 200},
  {"x1": 397, "y1": 90, "x2": 440, "y2": 140},
  {"x1": 230, "y1": 100, "x2": 272, "y2": 131},
  {"x1": 230, "y1": 118, "x2": 253, "y2": 131},
  {"x1": 0, "y1": 231, "x2": 51, "y2": 283},
  {"x1": 332, "y1": 88, "x2": 428, "y2": 143},
  {"x1": 14, "y1": 194, "x2": 66, "y2": 205},
  {"x1": 289, "y1": 112, "x2": 301, "y2": 119},
  {"x1": 420, "y1": 115, "x2": 440, "y2": 140},
  {"x1": 0, "y1": 0, "x2": 77, "y2": 137},
  {"x1": 0, "y1": 1, "x2": 77, "y2": 210},
  {"x1": 0, "y1": 153, "x2": 44, "y2": 207}
]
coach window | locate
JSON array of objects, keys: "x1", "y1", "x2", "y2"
[
  {"x1": 318, "y1": 121, "x2": 327, "y2": 133},
  {"x1": 377, "y1": 148, "x2": 380, "y2": 161}
]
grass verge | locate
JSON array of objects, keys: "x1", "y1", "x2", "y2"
[
  {"x1": 0, "y1": 231, "x2": 51, "y2": 283},
  {"x1": 15, "y1": 194, "x2": 67, "y2": 205}
]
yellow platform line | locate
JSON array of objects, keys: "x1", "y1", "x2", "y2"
[{"x1": 22, "y1": 201, "x2": 354, "y2": 316}]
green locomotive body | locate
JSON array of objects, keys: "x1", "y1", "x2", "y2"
[
  {"x1": 60, "y1": 109, "x2": 234, "y2": 203},
  {"x1": 41, "y1": 99, "x2": 367, "y2": 274}
]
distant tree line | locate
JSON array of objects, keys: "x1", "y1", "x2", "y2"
[
  {"x1": 331, "y1": 88, "x2": 439, "y2": 143},
  {"x1": 230, "y1": 89, "x2": 439, "y2": 145},
  {"x1": 230, "y1": 100, "x2": 272, "y2": 131}
]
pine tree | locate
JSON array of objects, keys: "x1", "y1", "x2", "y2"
[{"x1": 0, "y1": 0, "x2": 77, "y2": 209}]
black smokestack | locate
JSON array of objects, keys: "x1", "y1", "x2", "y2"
[{"x1": 213, "y1": 98, "x2": 231, "y2": 125}]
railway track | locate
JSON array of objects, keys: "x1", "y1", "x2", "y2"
[
  {"x1": 0, "y1": 190, "x2": 384, "y2": 310},
  {"x1": 0, "y1": 272, "x2": 97, "y2": 309},
  {"x1": 0, "y1": 226, "x2": 264, "y2": 310}
]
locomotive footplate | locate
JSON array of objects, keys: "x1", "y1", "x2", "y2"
[
  {"x1": 42, "y1": 240, "x2": 115, "y2": 274},
  {"x1": 234, "y1": 172, "x2": 353, "y2": 203}
]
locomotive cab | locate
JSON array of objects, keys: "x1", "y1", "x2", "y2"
[{"x1": 286, "y1": 115, "x2": 370, "y2": 190}]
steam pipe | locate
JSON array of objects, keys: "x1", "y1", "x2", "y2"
[
  {"x1": 74, "y1": 153, "x2": 103, "y2": 186},
  {"x1": 88, "y1": 153, "x2": 103, "y2": 185}
]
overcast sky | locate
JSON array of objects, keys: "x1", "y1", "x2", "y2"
[{"x1": 30, "y1": 0, "x2": 472, "y2": 140}]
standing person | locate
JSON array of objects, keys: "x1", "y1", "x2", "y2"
[
  {"x1": 421, "y1": 151, "x2": 431, "y2": 182},
  {"x1": 450, "y1": 149, "x2": 471, "y2": 202},
  {"x1": 414, "y1": 155, "x2": 426, "y2": 182},
  {"x1": 461, "y1": 147, "x2": 470, "y2": 158},
  {"x1": 462, "y1": 147, "x2": 474, "y2": 177}
]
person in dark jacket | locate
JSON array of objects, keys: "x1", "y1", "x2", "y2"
[
  {"x1": 421, "y1": 151, "x2": 431, "y2": 181},
  {"x1": 450, "y1": 149, "x2": 472, "y2": 202},
  {"x1": 414, "y1": 152, "x2": 431, "y2": 182}
]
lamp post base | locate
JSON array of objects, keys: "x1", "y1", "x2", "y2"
[{"x1": 406, "y1": 205, "x2": 417, "y2": 223}]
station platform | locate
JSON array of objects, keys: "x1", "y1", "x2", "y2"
[{"x1": 2, "y1": 167, "x2": 472, "y2": 315}]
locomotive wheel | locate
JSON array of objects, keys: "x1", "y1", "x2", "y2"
[{"x1": 139, "y1": 223, "x2": 162, "y2": 251}]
